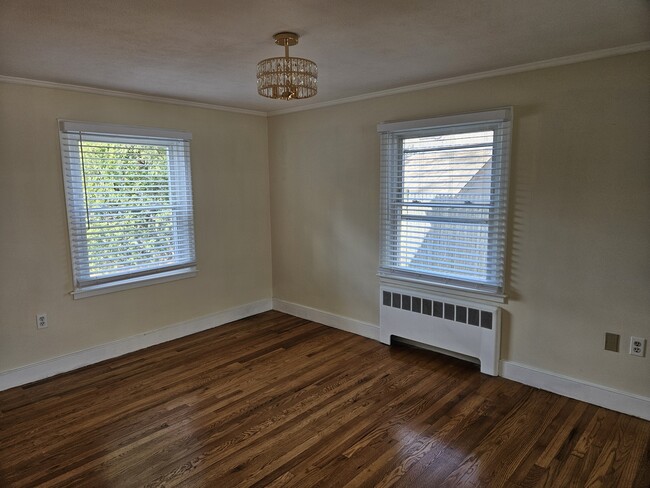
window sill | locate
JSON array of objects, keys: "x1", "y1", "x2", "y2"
[
  {"x1": 72, "y1": 267, "x2": 197, "y2": 299},
  {"x1": 378, "y1": 274, "x2": 508, "y2": 305}
]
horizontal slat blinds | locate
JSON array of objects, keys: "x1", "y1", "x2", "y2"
[
  {"x1": 59, "y1": 121, "x2": 196, "y2": 291},
  {"x1": 378, "y1": 109, "x2": 512, "y2": 294}
]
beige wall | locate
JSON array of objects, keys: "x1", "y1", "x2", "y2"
[
  {"x1": 1, "y1": 52, "x2": 648, "y2": 399},
  {"x1": 0, "y1": 83, "x2": 272, "y2": 372},
  {"x1": 269, "y1": 52, "x2": 650, "y2": 397}
]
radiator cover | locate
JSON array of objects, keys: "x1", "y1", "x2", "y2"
[{"x1": 380, "y1": 285, "x2": 501, "y2": 375}]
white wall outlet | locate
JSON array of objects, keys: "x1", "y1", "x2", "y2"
[
  {"x1": 629, "y1": 337, "x2": 646, "y2": 357},
  {"x1": 36, "y1": 313, "x2": 48, "y2": 329}
]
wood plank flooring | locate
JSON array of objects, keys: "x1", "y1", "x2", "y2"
[{"x1": 0, "y1": 310, "x2": 648, "y2": 487}]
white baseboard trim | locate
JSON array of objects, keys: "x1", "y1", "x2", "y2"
[
  {"x1": 272, "y1": 299, "x2": 380, "y2": 341},
  {"x1": 501, "y1": 361, "x2": 650, "y2": 421},
  {"x1": 0, "y1": 298, "x2": 273, "y2": 392}
]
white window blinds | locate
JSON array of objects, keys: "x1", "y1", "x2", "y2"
[
  {"x1": 378, "y1": 109, "x2": 512, "y2": 295},
  {"x1": 59, "y1": 121, "x2": 196, "y2": 295}
]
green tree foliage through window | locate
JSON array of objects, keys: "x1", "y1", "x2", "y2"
[{"x1": 80, "y1": 141, "x2": 176, "y2": 278}]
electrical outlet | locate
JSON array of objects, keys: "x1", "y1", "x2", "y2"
[
  {"x1": 36, "y1": 313, "x2": 48, "y2": 329},
  {"x1": 629, "y1": 337, "x2": 646, "y2": 357}
]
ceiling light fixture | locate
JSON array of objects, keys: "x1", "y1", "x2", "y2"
[{"x1": 257, "y1": 32, "x2": 317, "y2": 100}]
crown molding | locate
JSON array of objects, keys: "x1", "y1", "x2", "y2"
[
  {"x1": 0, "y1": 75, "x2": 267, "y2": 117},
  {"x1": 268, "y1": 42, "x2": 650, "y2": 116},
  {"x1": 1, "y1": 42, "x2": 648, "y2": 118}
]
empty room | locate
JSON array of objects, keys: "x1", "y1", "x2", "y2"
[{"x1": 0, "y1": 1, "x2": 648, "y2": 486}]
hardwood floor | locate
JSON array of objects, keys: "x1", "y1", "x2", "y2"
[{"x1": 0, "y1": 311, "x2": 648, "y2": 487}]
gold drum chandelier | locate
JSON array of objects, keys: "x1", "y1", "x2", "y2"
[{"x1": 257, "y1": 32, "x2": 317, "y2": 100}]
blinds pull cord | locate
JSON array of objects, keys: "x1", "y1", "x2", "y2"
[{"x1": 78, "y1": 131, "x2": 91, "y2": 229}]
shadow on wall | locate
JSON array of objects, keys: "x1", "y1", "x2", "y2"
[
  {"x1": 499, "y1": 308, "x2": 513, "y2": 361},
  {"x1": 504, "y1": 103, "x2": 542, "y2": 303}
]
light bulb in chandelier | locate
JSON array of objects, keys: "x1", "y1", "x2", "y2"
[{"x1": 256, "y1": 32, "x2": 318, "y2": 100}]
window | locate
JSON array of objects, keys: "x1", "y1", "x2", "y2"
[
  {"x1": 378, "y1": 108, "x2": 512, "y2": 296},
  {"x1": 59, "y1": 121, "x2": 196, "y2": 298}
]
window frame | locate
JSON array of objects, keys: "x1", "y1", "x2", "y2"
[
  {"x1": 59, "y1": 120, "x2": 197, "y2": 299},
  {"x1": 378, "y1": 108, "x2": 512, "y2": 301}
]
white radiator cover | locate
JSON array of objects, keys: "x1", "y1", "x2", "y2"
[{"x1": 380, "y1": 284, "x2": 501, "y2": 375}]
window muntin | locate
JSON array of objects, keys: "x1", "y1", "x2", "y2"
[
  {"x1": 60, "y1": 121, "x2": 196, "y2": 296},
  {"x1": 379, "y1": 110, "x2": 511, "y2": 295}
]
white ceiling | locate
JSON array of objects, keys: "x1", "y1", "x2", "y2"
[{"x1": 0, "y1": 0, "x2": 648, "y2": 113}]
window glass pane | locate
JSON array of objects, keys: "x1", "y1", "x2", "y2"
[
  {"x1": 81, "y1": 141, "x2": 176, "y2": 280},
  {"x1": 397, "y1": 130, "x2": 495, "y2": 282},
  {"x1": 401, "y1": 131, "x2": 494, "y2": 204},
  {"x1": 396, "y1": 220, "x2": 492, "y2": 282}
]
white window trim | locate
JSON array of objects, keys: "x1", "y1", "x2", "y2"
[
  {"x1": 72, "y1": 266, "x2": 197, "y2": 299},
  {"x1": 377, "y1": 108, "x2": 510, "y2": 133},
  {"x1": 377, "y1": 275, "x2": 507, "y2": 305},
  {"x1": 59, "y1": 120, "x2": 197, "y2": 298},
  {"x1": 60, "y1": 120, "x2": 192, "y2": 141},
  {"x1": 378, "y1": 108, "x2": 513, "y2": 301}
]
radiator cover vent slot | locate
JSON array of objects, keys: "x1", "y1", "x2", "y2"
[
  {"x1": 383, "y1": 290, "x2": 493, "y2": 329},
  {"x1": 380, "y1": 285, "x2": 501, "y2": 375}
]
